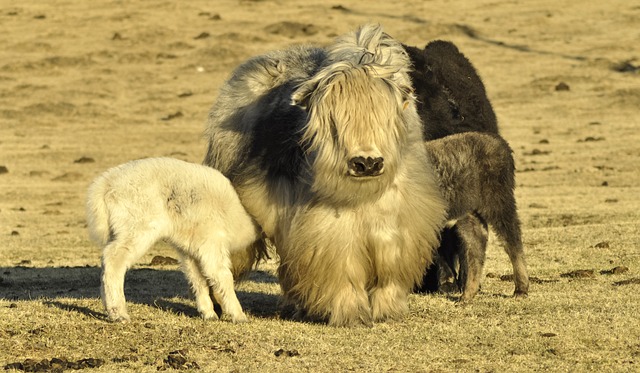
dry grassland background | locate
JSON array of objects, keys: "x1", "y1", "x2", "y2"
[{"x1": 1, "y1": 0, "x2": 639, "y2": 371}]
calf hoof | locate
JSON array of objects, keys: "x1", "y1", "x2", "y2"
[
  {"x1": 438, "y1": 281, "x2": 460, "y2": 294},
  {"x1": 231, "y1": 313, "x2": 249, "y2": 324},
  {"x1": 458, "y1": 287, "x2": 480, "y2": 303},
  {"x1": 107, "y1": 312, "x2": 130, "y2": 323},
  {"x1": 513, "y1": 290, "x2": 528, "y2": 298},
  {"x1": 457, "y1": 294, "x2": 476, "y2": 304}
]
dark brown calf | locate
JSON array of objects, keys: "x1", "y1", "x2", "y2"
[{"x1": 423, "y1": 132, "x2": 529, "y2": 301}]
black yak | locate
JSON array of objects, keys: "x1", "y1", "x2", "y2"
[{"x1": 404, "y1": 40, "x2": 528, "y2": 298}]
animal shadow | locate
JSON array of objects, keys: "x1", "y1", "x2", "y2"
[{"x1": 0, "y1": 266, "x2": 281, "y2": 320}]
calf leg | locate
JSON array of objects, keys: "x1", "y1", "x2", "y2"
[
  {"x1": 437, "y1": 224, "x2": 462, "y2": 293},
  {"x1": 101, "y1": 230, "x2": 157, "y2": 322},
  {"x1": 416, "y1": 261, "x2": 439, "y2": 293},
  {"x1": 457, "y1": 213, "x2": 488, "y2": 302},
  {"x1": 414, "y1": 225, "x2": 460, "y2": 294},
  {"x1": 179, "y1": 253, "x2": 218, "y2": 320},
  {"x1": 195, "y1": 243, "x2": 248, "y2": 323},
  {"x1": 491, "y1": 206, "x2": 529, "y2": 297}
]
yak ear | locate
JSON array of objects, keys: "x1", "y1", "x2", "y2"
[{"x1": 291, "y1": 80, "x2": 316, "y2": 110}]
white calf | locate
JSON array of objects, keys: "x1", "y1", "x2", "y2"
[{"x1": 86, "y1": 157, "x2": 261, "y2": 323}]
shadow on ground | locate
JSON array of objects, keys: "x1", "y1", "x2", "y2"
[{"x1": 0, "y1": 266, "x2": 281, "y2": 320}]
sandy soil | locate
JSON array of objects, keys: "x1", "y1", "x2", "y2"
[{"x1": 0, "y1": 0, "x2": 639, "y2": 370}]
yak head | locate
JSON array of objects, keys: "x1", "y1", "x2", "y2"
[{"x1": 291, "y1": 24, "x2": 422, "y2": 205}]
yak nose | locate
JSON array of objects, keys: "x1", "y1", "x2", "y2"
[{"x1": 348, "y1": 156, "x2": 384, "y2": 177}]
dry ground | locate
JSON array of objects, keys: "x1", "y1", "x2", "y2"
[{"x1": 1, "y1": 0, "x2": 639, "y2": 372}]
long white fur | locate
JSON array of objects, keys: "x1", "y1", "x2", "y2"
[
  {"x1": 205, "y1": 24, "x2": 447, "y2": 326},
  {"x1": 86, "y1": 157, "x2": 260, "y2": 323}
]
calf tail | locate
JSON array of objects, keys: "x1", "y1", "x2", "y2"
[{"x1": 86, "y1": 175, "x2": 112, "y2": 246}]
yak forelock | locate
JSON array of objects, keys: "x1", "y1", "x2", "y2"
[{"x1": 291, "y1": 26, "x2": 421, "y2": 205}]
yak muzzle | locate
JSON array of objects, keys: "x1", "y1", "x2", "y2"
[{"x1": 348, "y1": 156, "x2": 384, "y2": 177}]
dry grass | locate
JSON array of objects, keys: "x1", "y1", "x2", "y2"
[
  {"x1": 1, "y1": 0, "x2": 639, "y2": 371},
  {"x1": 1, "y1": 253, "x2": 638, "y2": 372}
]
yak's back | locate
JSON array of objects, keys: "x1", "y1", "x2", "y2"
[
  {"x1": 404, "y1": 40, "x2": 498, "y2": 140},
  {"x1": 204, "y1": 46, "x2": 327, "y2": 180}
]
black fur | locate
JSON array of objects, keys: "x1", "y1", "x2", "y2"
[
  {"x1": 404, "y1": 40, "x2": 499, "y2": 140},
  {"x1": 404, "y1": 40, "x2": 501, "y2": 295},
  {"x1": 249, "y1": 82, "x2": 307, "y2": 183}
]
